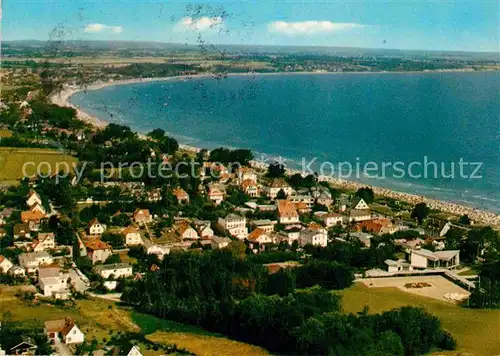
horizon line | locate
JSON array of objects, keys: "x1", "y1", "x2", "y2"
[{"x1": 3, "y1": 39, "x2": 499, "y2": 55}]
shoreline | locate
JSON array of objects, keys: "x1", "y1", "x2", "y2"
[{"x1": 50, "y1": 74, "x2": 500, "y2": 226}]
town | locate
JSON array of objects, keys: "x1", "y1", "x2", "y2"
[{"x1": 0, "y1": 43, "x2": 499, "y2": 355}]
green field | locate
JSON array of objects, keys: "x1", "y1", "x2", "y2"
[
  {"x1": 339, "y1": 283, "x2": 500, "y2": 355},
  {"x1": 0, "y1": 147, "x2": 77, "y2": 182},
  {"x1": 132, "y1": 312, "x2": 269, "y2": 356},
  {"x1": 0, "y1": 287, "x2": 268, "y2": 356}
]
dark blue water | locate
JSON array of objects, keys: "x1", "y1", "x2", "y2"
[{"x1": 71, "y1": 72, "x2": 500, "y2": 212}]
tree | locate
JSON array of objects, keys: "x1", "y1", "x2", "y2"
[
  {"x1": 276, "y1": 189, "x2": 287, "y2": 200},
  {"x1": 148, "y1": 128, "x2": 166, "y2": 141},
  {"x1": 267, "y1": 161, "x2": 285, "y2": 178},
  {"x1": 355, "y1": 187, "x2": 375, "y2": 204},
  {"x1": 411, "y1": 203, "x2": 429, "y2": 224},
  {"x1": 101, "y1": 232, "x2": 125, "y2": 249},
  {"x1": 459, "y1": 214, "x2": 471, "y2": 225}
]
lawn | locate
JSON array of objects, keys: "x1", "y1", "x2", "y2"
[
  {"x1": 132, "y1": 312, "x2": 269, "y2": 356},
  {"x1": 0, "y1": 147, "x2": 77, "y2": 181},
  {"x1": 0, "y1": 289, "x2": 268, "y2": 356},
  {"x1": 339, "y1": 283, "x2": 500, "y2": 355}
]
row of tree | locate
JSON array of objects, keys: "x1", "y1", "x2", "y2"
[{"x1": 121, "y1": 249, "x2": 455, "y2": 354}]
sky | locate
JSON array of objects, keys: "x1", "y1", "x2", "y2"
[{"x1": 3, "y1": 0, "x2": 499, "y2": 52}]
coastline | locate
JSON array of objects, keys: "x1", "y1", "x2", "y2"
[{"x1": 50, "y1": 74, "x2": 500, "y2": 227}]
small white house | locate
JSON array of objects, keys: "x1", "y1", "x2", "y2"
[
  {"x1": 94, "y1": 263, "x2": 133, "y2": 279},
  {"x1": 19, "y1": 251, "x2": 54, "y2": 274},
  {"x1": 321, "y1": 212, "x2": 344, "y2": 227},
  {"x1": 175, "y1": 222, "x2": 199, "y2": 240},
  {"x1": 263, "y1": 178, "x2": 294, "y2": 199},
  {"x1": 122, "y1": 226, "x2": 143, "y2": 246},
  {"x1": 299, "y1": 228, "x2": 328, "y2": 247},
  {"x1": 251, "y1": 219, "x2": 275, "y2": 233},
  {"x1": 44, "y1": 318, "x2": 85, "y2": 344},
  {"x1": 384, "y1": 259, "x2": 413, "y2": 273},
  {"x1": 351, "y1": 197, "x2": 370, "y2": 210},
  {"x1": 26, "y1": 190, "x2": 42, "y2": 208},
  {"x1": 193, "y1": 220, "x2": 214, "y2": 238},
  {"x1": 147, "y1": 244, "x2": 170, "y2": 260},
  {"x1": 210, "y1": 236, "x2": 232, "y2": 249},
  {"x1": 38, "y1": 267, "x2": 70, "y2": 299},
  {"x1": 31, "y1": 233, "x2": 56, "y2": 252},
  {"x1": 87, "y1": 218, "x2": 106, "y2": 235}
]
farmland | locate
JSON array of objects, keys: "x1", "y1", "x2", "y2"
[{"x1": 0, "y1": 147, "x2": 77, "y2": 182}]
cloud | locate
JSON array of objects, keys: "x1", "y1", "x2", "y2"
[
  {"x1": 84, "y1": 23, "x2": 123, "y2": 34},
  {"x1": 268, "y1": 21, "x2": 364, "y2": 35},
  {"x1": 175, "y1": 17, "x2": 224, "y2": 32}
]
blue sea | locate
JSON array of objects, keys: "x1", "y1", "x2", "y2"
[{"x1": 71, "y1": 72, "x2": 500, "y2": 213}]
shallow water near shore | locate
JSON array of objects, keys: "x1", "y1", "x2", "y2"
[{"x1": 71, "y1": 72, "x2": 500, "y2": 213}]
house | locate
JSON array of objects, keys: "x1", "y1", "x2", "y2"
[
  {"x1": 295, "y1": 202, "x2": 311, "y2": 214},
  {"x1": 348, "y1": 232, "x2": 373, "y2": 248},
  {"x1": 95, "y1": 263, "x2": 133, "y2": 279},
  {"x1": 122, "y1": 226, "x2": 143, "y2": 246},
  {"x1": 241, "y1": 179, "x2": 259, "y2": 197},
  {"x1": 278, "y1": 226, "x2": 302, "y2": 245},
  {"x1": 346, "y1": 210, "x2": 372, "y2": 223},
  {"x1": 315, "y1": 190, "x2": 334, "y2": 207},
  {"x1": 31, "y1": 233, "x2": 56, "y2": 252},
  {"x1": 235, "y1": 167, "x2": 258, "y2": 184},
  {"x1": 218, "y1": 213, "x2": 248, "y2": 239},
  {"x1": 87, "y1": 218, "x2": 106, "y2": 235},
  {"x1": 263, "y1": 178, "x2": 293, "y2": 199},
  {"x1": 385, "y1": 259, "x2": 413, "y2": 273},
  {"x1": 146, "y1": 244, "x2": 170, "y2": 260},
  {"x1": 18, "y1": 251, "x2": 53, "y2": 274},
  {"x1": 0, "y1": 216, "x2": 6, "y2": 226},
  {"x1": 288, "y1": 195, "x2": 315, "y2": 208},
  {"x1": 44, "y1": 318, "x2": 85, "y2": 344},
  {"x1": 20, "y1": 210, "x2": 46, "y2": 230},
  {"x1": 210, "y1": 236, "x2": 232, "y2": 249},
  {"x1": 277, "y1": 200, "x2": 300, "y2": 224},
  {"x1": 251, "y1": 219, "x2": 275, "y2": 233},
  {"x1": 193, "y1": 220, "x2": 214, "y2": 238},
  {"x1": 0, "y1": 207, "x2": 15, "y2": 220},
  {"x1": 248, "y1": 228, "x2": 276, "y2": 248},
  {"x1": 26, "y1": 190, "x2": 42, "y2": 207},
  {"x1": 38, "y1": 266, "x2": 70, "y2": 299},
  {"x1": 350, "y1": 197, "x2": 370, "y2": 210},
  {"x1": 336, "y1": 196, "x2": 349, "y2": 212},
  {"x1": 320, "y1": 212, "x2": 343, "y2": 227},
  {"x1": 201, "y1": 162, "x2": 229, "y2": 179},
  {"x1": 175, "y1": 222, "x2": 199, "y2": 240},
  {"x1": 409, "y1": 249, "x2": 460, "y2": 270},
  {"x1": 208, "y1": 187, "x2": 224, "y2": 205},
  {"x1": 112, "y1": 345, "x2": 144, "y2": 356},
  {"x1": 0, "y1": 255, "x2": 13, "y2": 273},
  {"x1": 307, "y1": 222, "x2": 328, "y2": 235},
  {"x1": 354, "y1": 218, "x2": 397, "y2": 235},
  {"x1": 133, "y1": 209, "x2": 152, "y2": 224},
  {"x1": 8, "y1": 265, "x2": 26, "y2": 277},
  {"x1": 29, "y1": 203, "x2": 46, "y2": 215},
  {"x1": 173, "y1": 187, "x2": 190, "y2": 204},
  {"x1": 8, "y1": 336, "x2": 37, "y2": 355},
  {"x1": 84, "y1": 239, "x2": 112, "y2": 264},
  {"x1": 299, "y1": 228, "x2": 328, "y2": 247},
  {"x1": 14, "y1": 223, "x2": 31, "y2": 240}
]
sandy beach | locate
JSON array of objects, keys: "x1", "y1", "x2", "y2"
[{"x1": 50, "y1": 75, "x2": 500, "y2": 227}]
